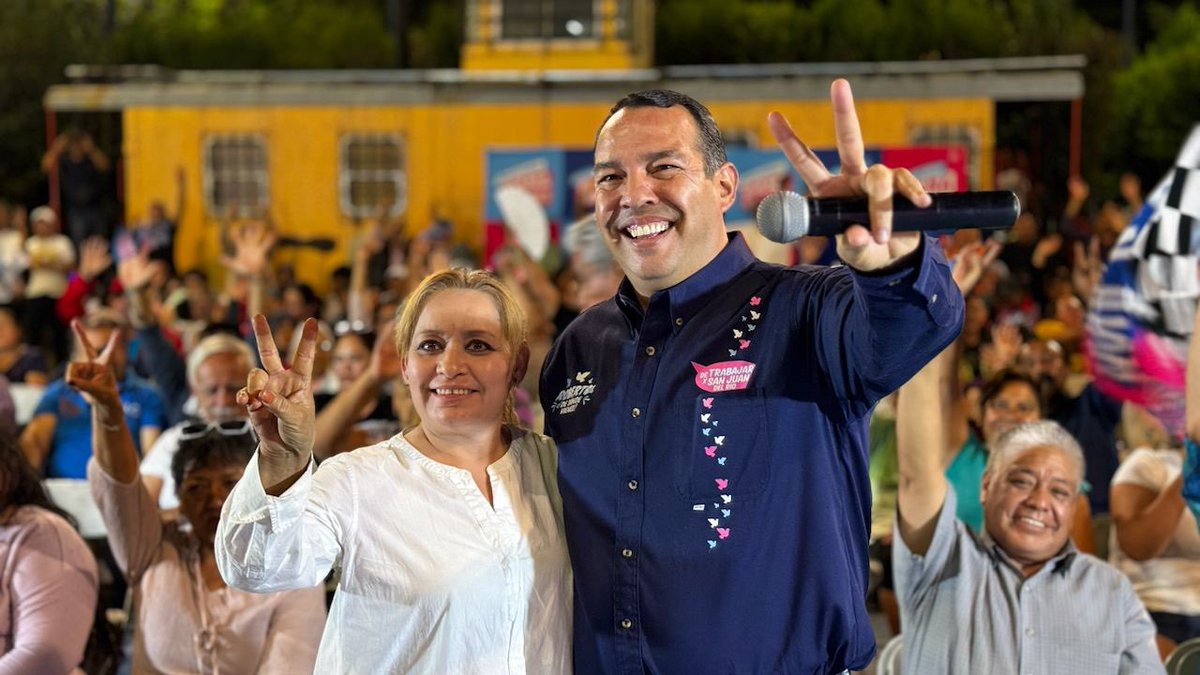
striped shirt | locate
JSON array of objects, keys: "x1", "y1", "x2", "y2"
[{"x1": 894, "y1": 486, "x2": 1164, "y2": 675}]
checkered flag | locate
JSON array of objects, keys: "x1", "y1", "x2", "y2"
[{"x1": 1086, "y1": 124, "x2": 1200, "y2": 440}]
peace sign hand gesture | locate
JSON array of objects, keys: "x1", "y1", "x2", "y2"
[
  {"x1": 239, "y1": 315, "x2": 318, "y2": 490},
  {"x1": 768, "y1": 79, "x2": 929, "y2": 272},
  {"x1": 65, "y1": 320, "x2": 123, "y2": 414}
]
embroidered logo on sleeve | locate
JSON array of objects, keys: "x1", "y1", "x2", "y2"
[{"x1": 549, "y1": 371, "x2": 596, "y2": 416}]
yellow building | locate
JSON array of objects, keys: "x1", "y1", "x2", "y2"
[{"x1": 43, "y1": 4, "x2": 1084, "y2": 291}]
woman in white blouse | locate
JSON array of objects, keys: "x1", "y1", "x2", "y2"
[{"x1": 215, "y1": 269, "x2": 572, "y2": 674}]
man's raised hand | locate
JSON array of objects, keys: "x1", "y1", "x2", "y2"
[{"x1": 767, "y1": 79, "x2": 928, "y2": 271}]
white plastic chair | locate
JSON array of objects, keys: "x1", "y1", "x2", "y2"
[
  {"x1": 1166, "y1": 636, "x2": 1200, "y2": 675},
  {"x1": 876, "y1": 634, "x2": 903, "y2": 675}
]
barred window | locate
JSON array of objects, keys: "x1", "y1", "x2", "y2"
[
  {"x1": 203, "y1": 135, "x2": 269, "y2": 216},
  {"x1": 499, "y1": 0, "x2": 600, "y2": 40},
  {"x1": 339, "y1": 135, "x2": 406, "y2": 219}
]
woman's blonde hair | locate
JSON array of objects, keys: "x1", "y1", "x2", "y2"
[{"x1": 394, "y1": 268, "x2": 528, "y2": 427}]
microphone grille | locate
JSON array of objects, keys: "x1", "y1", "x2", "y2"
[{"x1": 755, "y1": 191, "x2": 809, "y2": 243}]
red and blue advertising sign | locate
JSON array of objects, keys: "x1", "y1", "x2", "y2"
[{"x1": 483, "y1": 145, "x2": 967, "y2": 263}]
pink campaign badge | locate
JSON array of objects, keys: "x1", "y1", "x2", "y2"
[{"x1": 692, "y1": 361, "x2": 756, "y2": 393}]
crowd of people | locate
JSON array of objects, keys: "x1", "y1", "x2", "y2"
[{"x1": 0, "y1": 77, "x2": 1191, "y2": 674}]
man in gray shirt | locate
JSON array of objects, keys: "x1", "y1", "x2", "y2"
[{"x1": 894, "y1": 347, "x2": 1163, "y2": 674}]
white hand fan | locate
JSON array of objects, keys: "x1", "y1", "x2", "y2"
[{"x1": 494, "y1": 185, "x2": 550, "y2": 260}]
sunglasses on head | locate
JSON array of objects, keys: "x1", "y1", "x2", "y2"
[{"x1": 178, "y1": 419, "x2": 254, "y2": 442}]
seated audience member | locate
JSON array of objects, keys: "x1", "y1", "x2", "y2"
[
  {"x1": 117, "y1": 249, "x2": 192, "y2": 425},
  {"x1": 73, "y1": 323, "x2": 325, "y2": 673},
  {"x1": 944, "y1": 368, "x2": 1095, "y2": 552},
  {"x1": 313, "y1": 323, "x2": 399, "y2": 460},
  {"x1": 23, "y1": 206, "x2": 74, "y2": 362},
  {"x1": 0, "y1": 306, "x2": 48, "y2": 385},
  {"x1": 1020, "y1": 338, "x2": 1125, "y2": 514},
  {"x1": 0, "y1": 202, "x2": 28, "y2": 307},
  {"x1": 20, "y1": 306, "x2": 164, "y2": 478},
  {"x1": 1129, "y1": 300, "x2": 1200, "y2": 656},
  {"x1": 894, "y1": 343, "x2": 1162, "y2": 673},
  {"x1": 1110, "y1": 445, "x2": 1200, "y2": 657},
  {"x1": 140, "y1": 333, "x2": 255, "y2": 509},
  {"x1": 0, "y1": 436, "x2": 97, "y2": 674},
  {"x1": 215, "y1": 269, "x2": 571, "y2": 673}
]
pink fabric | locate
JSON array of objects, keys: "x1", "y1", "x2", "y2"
[
  {"x1": 0, "y1": 505, "x2": 97, "y2": 675},
  {"x1": 88, "y1": 460, "x2": 325, "y2": 674}
]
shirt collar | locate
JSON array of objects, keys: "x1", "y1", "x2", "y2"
[
  {"x1": 615, "y1": 232, "x2": 757, "y2": 331},
  {"x1": 979, "y1": 527, "x2": 1078, "y2": 577}
]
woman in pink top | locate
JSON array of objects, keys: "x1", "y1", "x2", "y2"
[
  {"x1": 71, "y1": 320, "x2": 326, "y2": 674},
  {"x1": 0, "y1": 436, "x2": 97, "y2": 674}
]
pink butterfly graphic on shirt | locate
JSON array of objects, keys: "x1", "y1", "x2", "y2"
[
  {"x1": 702, "y1": 397, "x2": 714, "y2": 409},
  {"x1": 717, "y1": 527, "x2": 730, "y2": 540},
  {"x1": 715, "y1": 478, "x2": 729, "y2": 490},
  {"x1": 704, "y1": 446, "x2": 717, "y2": 457},
  {"x1": 750, "y1": 296, "x2": 761, "y2": 306}
]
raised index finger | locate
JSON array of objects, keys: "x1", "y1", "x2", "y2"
[
  {"x1": 830, "y1": 79, "x2": 867, "y2": 178},
  {"x1": 288, "y1": 318, "x2": 320, "y2": 381},
  {"x1": 767, "y1": 111, "x2": 830, "y2": 191},
  {"x1": 251, "y1": 314, "x2": 285, "y2": 374}
]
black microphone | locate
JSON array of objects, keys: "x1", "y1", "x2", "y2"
[{"x1": 754, "y1": 190, "x2": 1019, "y2": 243}]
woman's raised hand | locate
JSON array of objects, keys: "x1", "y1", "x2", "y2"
[
  {"x1": 240, "y1": 315, "x2": 318, "y2": 475},
  {"x1": 65, "y1": 320, "x2": 122, "y2": 414}
]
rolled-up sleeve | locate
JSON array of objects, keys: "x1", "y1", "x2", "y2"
[
  {"x1": 894, "y1": 485, "x2": 962, "y2": 611},
  {"x1": 215, "y1": 451, "x2": 350, "y2": 593}
]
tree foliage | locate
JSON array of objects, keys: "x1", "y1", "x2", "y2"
[
  {"x1": 1108, "y1": 2, "x2": 1200, "y2": 181},
  {"x1": 654, "y1": 0, "x2": 1102, "y2": 64},
  {"x1": 0, "y1": 0, "x2": 109, "y2": 204},
  {"x1": 105, "y1": 0, "x2": 396, "y2": 69}
]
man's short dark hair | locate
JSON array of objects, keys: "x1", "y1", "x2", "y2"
[{"x1": 598, "y1": 90, "x2": 727, "y2": 176}]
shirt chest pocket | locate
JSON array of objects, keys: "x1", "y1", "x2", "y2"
[{"x1": 673, "y1": 389, "x2": 771, "y2": 500}]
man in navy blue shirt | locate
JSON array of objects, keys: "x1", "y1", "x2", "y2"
[{"x1": 540, "y1": 80, "x2": 964, "y2": 673}]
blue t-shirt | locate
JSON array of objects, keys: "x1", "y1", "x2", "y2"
[
  {"x1": 34, "y1": 375, "x2": 166, "y2": 479},
  {"x1": 1184, "y1": 437, "x2": 1200, "y2": 529},
  {"x1": 541, "y1": 233, "x2": 962, "y2": 674},
  {"x1": 944, "y1": 432, "x2": 988, "y2": 531}
]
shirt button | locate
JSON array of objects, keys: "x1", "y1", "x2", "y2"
[
  {"x1": 627, "y1": 480, "x2": 639, "y2": 491},
  {"x1": 621, "y1": 548, "x2": 634, "y2": 559},
  {"x1": 930, "y1": 293, "x2": 939, "y2": 304},
  {"x1": 620, "y1": 618, "x2": 633, "y2": 630},
  {"x1": 1025, "y1": 627, "x2": 1036, "y2": 637},
  {"x1": 631, "y1": 407, "x2": 641, "y2": 418},
  {"x1": 675, "y1": 317, "x2": 684, "y2": 327},
  {"x1": 644, "y1": 346, "x2": 656, "y2": 357}
]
